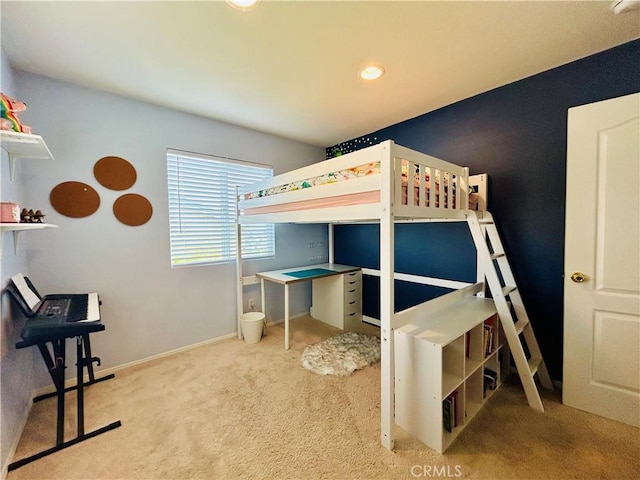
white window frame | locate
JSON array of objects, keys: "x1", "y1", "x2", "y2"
[{"x1": 167, "y1": 149, "x2": 274, "y2": 267}]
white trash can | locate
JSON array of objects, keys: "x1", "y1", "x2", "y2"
[{"x1": 240, "y1": 311, "x2": 265, "y2": 344}]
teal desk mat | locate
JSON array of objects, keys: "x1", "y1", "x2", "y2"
[{"x1": 284, "y1": 268, "x2": 335, "y2": 279}]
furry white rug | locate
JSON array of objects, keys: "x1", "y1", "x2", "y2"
[{"x1": 300, "y1": 332, "x2": 381, "y2": 376}]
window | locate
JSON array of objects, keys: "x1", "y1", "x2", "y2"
[{"x1": 167, "y1": 149, "x2": 274, "y2": 267}]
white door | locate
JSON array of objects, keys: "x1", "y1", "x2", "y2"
[{"x1": 563, "y1": 92, "x2": 640, "y2": 427}]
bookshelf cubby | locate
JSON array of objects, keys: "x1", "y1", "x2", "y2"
[{"x1": 394, "y1": 296, "x2": 505, "y2": 453}]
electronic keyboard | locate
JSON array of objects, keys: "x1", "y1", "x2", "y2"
[
  {"x1": 6, "y1": 276, "x2": 120, "y2": 472},
  {"x1": 8, "y1": 274, "x2": 103, "y2": 344},
  {"x1": 36, "y1": 292, "x2": 101, "y2": 323}
]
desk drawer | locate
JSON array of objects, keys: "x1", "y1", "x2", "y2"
[
  {"x1": 344, "y1": 297, "x2": 361, "y2": 316},
  {"x1": 344, "y1": 271, "x2": 362, "y2": 284},
  {"x1": 343, "y1": 310, "x2": 363, "y2": 330},
  {"x1": 344, "y1": 286, "x2": 361, "y2": 305}
]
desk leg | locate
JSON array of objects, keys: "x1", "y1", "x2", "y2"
[
  {"x1": 284, "y1": 284, "x2": 290, "y2": 350},
  {"x1": 261, "y1": 279, "x2": 266, "y2": 336}
]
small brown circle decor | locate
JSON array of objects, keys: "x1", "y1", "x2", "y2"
[
  {"x1": 50, "y1": 181, "x2": 101, "y2": 218},
  {"x1": 113, "y1": 193, "x2": 153, "y2": 226},
  {"x1": 94, "y1": 156, "x2": 137, "y2": 191}
]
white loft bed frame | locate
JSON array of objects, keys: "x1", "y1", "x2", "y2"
[{"x1": 235, "y1": 140, "x2": 489, "y2": 450}]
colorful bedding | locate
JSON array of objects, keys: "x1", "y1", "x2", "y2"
[
  {"x1": 245, "y1": 162, "x2": 380, "y2": 199},
  {"x1": 243, "y1": 160, "x2": 468, "y2": 210}
]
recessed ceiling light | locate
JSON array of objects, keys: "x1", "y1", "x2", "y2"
[
  {"x1": 360, "y1": 65, "x2": 385, "y2": 81},
  {"x1": 226, "y1": 0, "x2": 260, "y2": 11}
]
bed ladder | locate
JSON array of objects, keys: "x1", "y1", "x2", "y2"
[{"x1": 467, "y1": 211, "x2": 553, "y2": 412}]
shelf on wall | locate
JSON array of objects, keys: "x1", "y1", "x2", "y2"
[
  {"x1": 0, "y1": 131, "x2": 54, "y2": 181},
  {"x1": 0, "y1": 223, "x2": 58, "y2": 255}
]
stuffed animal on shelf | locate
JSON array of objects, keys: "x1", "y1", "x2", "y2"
[{"x1": 1, "y1": 92, "x2": 32, "y2": 134}]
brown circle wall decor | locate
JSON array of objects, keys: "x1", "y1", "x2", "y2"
[
  {"x1": 50, "y1": 181, "x2": 101, "y2": 218},
  {"x1": 113, "y1": 193, "x2": 153, "y2": 226},
  {"x1": 94, "y1": 156, "x2": 137, "y2": 190}
]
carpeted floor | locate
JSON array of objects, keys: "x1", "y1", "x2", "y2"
[{"x1": 7, "y1": 315, "x2": 640, "y2": 480}]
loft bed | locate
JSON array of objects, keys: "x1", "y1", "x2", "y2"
[
  {"x1": 237, "y1": 140, "x2": 483, "y2": 223},
  {"x1": 235, "y1": 140, "x2": 490, "y2": 451}
]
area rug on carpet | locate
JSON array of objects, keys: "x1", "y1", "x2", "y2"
[{"x1": 300, "y1": 332, "x2": 380, "y2": 376}]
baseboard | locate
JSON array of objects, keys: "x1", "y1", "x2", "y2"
[
  {"x1": 8, "y1": 309, "x2": 313, "y2": 473},
  {"x1": 362, "y1": 315, "x2": 381, "y2": 327},
  {"x1": 33, "y1": 312, "x2": 310, "y2": 396},
  {"x1": 32, "y1": 331, "x2": 238, "y2": 397},
  {"x1": 265, "y1": 311, "x2": 308, "y2": 326}
]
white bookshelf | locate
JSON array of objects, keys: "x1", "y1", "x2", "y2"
[{"x1": 395, "y1": 295, "x2": 507, "y2": 453}]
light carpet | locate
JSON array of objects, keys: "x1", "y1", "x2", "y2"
[{"x1": 7, "y1": 315, "x2": 640, "y2": 480}]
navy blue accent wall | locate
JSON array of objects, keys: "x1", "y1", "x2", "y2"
[
  {"x1": 335, "y1": 223, "x2": 476, "y2": 277},
  {"x1": 359, "y1": 276, "x2": 453, "y2": 320},
  {"x1": 330, "y1": 40, "x2": 640, "y2": 381},
  {"x1": 335, "y1": 222, "x2": 476, "y2": 318}
]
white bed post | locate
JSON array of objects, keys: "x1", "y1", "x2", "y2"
[
  {"x1": 461, "y1": 166, "x2": 470, "y2": 212},
  {"x1": 235, "y1": 187, "x2": 244, "y2": 340},
  {"x1": 380, "y1": 142, "x2": 395, "y2": 450}
]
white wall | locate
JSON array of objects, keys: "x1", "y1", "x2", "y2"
[
  {"x1": 0, "y1": 51, "x2": 38, "y2": 477},
  {"x1": 15, "y1": 71, "x2": 327, "y2": 376},
  {"x1": 1, "y1": 70, "x2": 326, "y2": 471}
]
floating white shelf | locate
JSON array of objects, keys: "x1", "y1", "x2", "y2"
[
  {"x1": 0, "y1": 223, "x2": 58, "y2": 255},
  {"x1": 0, "y1": 131, "x2": 54, "y2": 181}
]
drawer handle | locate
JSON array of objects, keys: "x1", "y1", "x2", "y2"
[
  {"x1": 348, "y1": 289, "x2": 356, "y2": 293},
  {"x1": 348, "y1": 312, "x2": 356, "y2": 316},
  {"x1": 349, "y1": 301, "x2": 356, "y2": 305}
]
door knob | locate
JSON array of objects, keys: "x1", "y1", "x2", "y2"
[{"x1": 570, "y1": 272, "x2": 588, "y2": 283}]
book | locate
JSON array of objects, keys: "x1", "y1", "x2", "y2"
[
  {"x1": 450, "y1": 390, "x2": 459, "y2": 426},
  {"x1": 483, "y1": 368, "x2": 498, "y2": 397},
  {"x1": 483, "y1": 324, "x2": 494, "y2": 357},
  {"x1": 443, "y1": 397, "x2": 453, "y2": 432}
]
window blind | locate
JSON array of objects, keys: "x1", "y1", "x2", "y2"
[{"x1": 167, "y1": 149, "x2": 274, "y2": 267}]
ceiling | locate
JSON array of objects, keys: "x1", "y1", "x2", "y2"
[{"x1": 1, "y1": 1, "x2": 638, "y2": 147}]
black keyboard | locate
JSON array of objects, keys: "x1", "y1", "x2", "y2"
[{"x1": 38, "y1": 294, "x2": 90, "y2": 323}]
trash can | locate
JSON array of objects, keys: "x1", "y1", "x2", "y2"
[{"x1": 240, "y1": 311, "x2": 265, "y2": 344}]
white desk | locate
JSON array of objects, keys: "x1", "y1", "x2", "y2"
[{"x1": 256, "y1": 263, "x2": 361, "y2": 349}]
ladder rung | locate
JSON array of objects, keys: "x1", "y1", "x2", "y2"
[
  {"x1": 528, "y1": 356, "x2": 542, "y2": 376},
  {"x1": 514, "y1": 319, "x2": 529, "y2": 335},
  {"x1": 502, "y1": 285, "x2": 517, "y2": 296},
  {"x1": 478, "y1": 219, "x2": 494, "y2": 225},
  {"x1": 490, "y1": 252, "x2": 505, "y2": 260}
]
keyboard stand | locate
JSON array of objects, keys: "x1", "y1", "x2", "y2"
[{"x1": 8, "y1": 332, "x2": 122, "y2": 471}]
